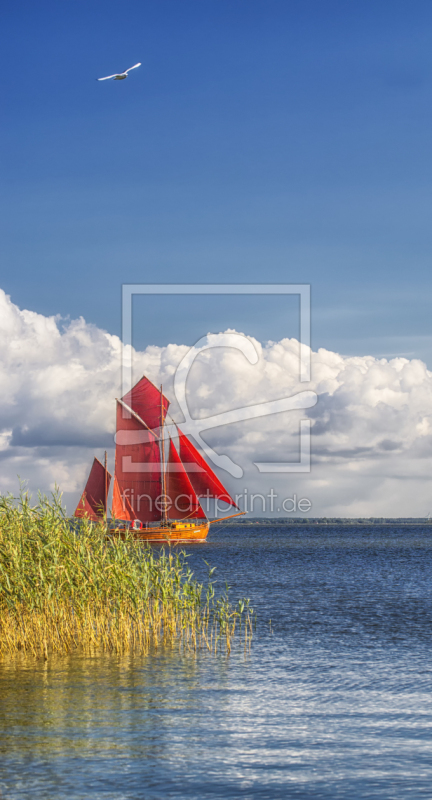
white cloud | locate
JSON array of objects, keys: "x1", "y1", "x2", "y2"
[{"x1": 1, "y1": 288, "x2": 432, "y2": 517}]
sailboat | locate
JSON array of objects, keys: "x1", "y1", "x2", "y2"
[{"x1": 74, "y1": 375, "x2": 243, "y2": 542}]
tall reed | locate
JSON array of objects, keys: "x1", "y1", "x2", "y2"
[{"x1": 0, "y1": 491, "x2": 252, "y2": 659}]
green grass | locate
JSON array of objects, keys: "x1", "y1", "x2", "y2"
[{"x1": 0, "y1": 491, "x2": 252, "y2": 659}]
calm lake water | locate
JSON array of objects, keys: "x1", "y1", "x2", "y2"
[{"x1": 1, "y1": 524, "x2": 432, "y2": 799}]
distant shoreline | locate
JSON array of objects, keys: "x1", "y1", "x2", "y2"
[{"x1": 215, "y1": 518, "x2": 432, "y2": 526}]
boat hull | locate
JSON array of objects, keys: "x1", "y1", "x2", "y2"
[{"x1": 109, "y1": 522, "x2": 210, "y2": 543}]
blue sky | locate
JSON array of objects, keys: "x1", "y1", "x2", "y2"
[{"x1": 2, "y1": 0, "x2": 432, "y2": 360}]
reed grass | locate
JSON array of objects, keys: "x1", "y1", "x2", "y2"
[{"x1": 0, "y1": 491, "x2": 253, "y2": 659}]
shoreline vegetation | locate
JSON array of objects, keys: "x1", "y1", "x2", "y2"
[{"x1": 0, "y1": 492, "x2": 253, "y2": 660}]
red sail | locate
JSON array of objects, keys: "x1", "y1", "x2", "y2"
[
  {"x1": 121, "y1": 376, "x2": 169, "y2": 432},
  {"x1": 115, "y1": 401, "x2": 162, "y2": 523},
  {"x1": 177, "y1": 429, "x2": 239, "y2": 508},
  {"x1": 74, "y1": 457, "x2": 111, "y2": 521},
  {"x1": 166, "y1": 440, "x2": 206, "y2": 520},
  {"x1": 112, "y1": 474, "x2": 135, "y2": 521}
]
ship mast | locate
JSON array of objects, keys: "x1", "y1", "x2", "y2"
[
  {"x1": 104, "y1": 450, "x2": 108, "y2": 518},
  {"x1": 160, "y1": 385, "x2": 167, "y2": 527}
]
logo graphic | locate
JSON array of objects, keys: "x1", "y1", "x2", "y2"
[{"x1": 121, "y1": 285, "x2": 317, "y2": 476}]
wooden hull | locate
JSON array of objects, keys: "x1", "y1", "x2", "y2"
[{"x1": 109, "y1": 522, "x2": 210, "y2": 543}]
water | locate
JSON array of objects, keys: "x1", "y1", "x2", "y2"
[{"x1": 1, "y1": 524, "x2": 432, "y2": 799}]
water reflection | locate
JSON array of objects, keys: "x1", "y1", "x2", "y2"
[{"x1": 0, "y1": 649, "x2": 237, "y2": 757}]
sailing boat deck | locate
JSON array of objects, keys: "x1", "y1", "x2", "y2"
[
  {"x1": 109, "y1": 520, "x2": 210, "y2": 543},
  {"x1": 74, "y1": 375, "x2": 243, "y2": 543}
]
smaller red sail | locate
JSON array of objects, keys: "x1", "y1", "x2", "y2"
[
  {"x1": 74, "y1": 457, "x2": 111, "y2": 521},
  {"x1": 121, "y1": 376, "x2": 169, "y2": 432},
  {"x1": 112, "y1": 475, "x2": 135, "y2": 521},
  {"x1": 166, "y1": 440, "x2": 206, "y2": 520},
  {"x1": 177, "y1": 429, "x2": 239, "y2": 508}
]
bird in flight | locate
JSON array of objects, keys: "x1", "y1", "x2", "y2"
[{"x1": 97, "y1": 62, "x2": 141, "y2": 81}]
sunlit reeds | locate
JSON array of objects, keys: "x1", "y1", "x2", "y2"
[{"x1": 0, "y1": 492, "x2": 253, "y2": 659}]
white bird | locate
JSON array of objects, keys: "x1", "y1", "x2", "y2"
[{"x1": 97, "y1": 62, "x2": 141, "y2": 81}]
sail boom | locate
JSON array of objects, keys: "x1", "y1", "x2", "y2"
[{"x1": 117, "y1": 398, "x2": 159, "y2": 437}]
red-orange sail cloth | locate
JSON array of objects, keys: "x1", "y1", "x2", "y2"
[
  {"x1": 111, "y1": 474, "x2": 135, "y2": 521},
  {"x1": 166, "y1": 440, "x2": 206, "y2": 520},
  {"x1": 74, "y1": 457, "x2": 111, "y2": 521},
  {"x1": 177, "y1": 429, "x2": 239, "y2": 508},
  {"x1": 121, "y1": 376, "x2": 169, "y2": 432},
  {"x1": 115, "y1": 401, "x2": 162, "y2": 523}
]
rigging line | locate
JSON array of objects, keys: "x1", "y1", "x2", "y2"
[
  {"x1": 165, "y1": 411, "x2": 182, "y2": 431},
  {"x1": 209, "y1": 511, "x2": 246, "y2": 524},
  {"x1": 182, "y1": 506, "x2": 205, "y2": 521},
  {"x1": 104, "y1": 450, "x2": 108, "y2": 517},
  {"x1": 160, "y1": 384, "x2": 167, "y2": 527}
]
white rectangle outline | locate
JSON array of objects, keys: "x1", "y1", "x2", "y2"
[
  {"x1": 121, "y1": 284, "x2": 311, "y2": 398},
  {"x1": 120, "y1": 283, "x2": 313, "y2": 474}
]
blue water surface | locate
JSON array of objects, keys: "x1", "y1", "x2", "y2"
[{"x1": 1, "y1": 524, "x2": 432, "y2": 799}]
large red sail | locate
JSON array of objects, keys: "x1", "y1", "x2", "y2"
[
  {"x1": 177, "y1": 429, "x2": 239, "y2": 508},
  {"x1": 74, "y1": 457, "x2": 111, "y2": 521},
  {"x1": 121, "y1": 376, "x2": 169, "y2": 432},
  {"x1": 115, "y1": 401, "x2": 162, "y2": 523},
  {"x1": 166, "y1": 440, "x2": 206, "y2": 520}
]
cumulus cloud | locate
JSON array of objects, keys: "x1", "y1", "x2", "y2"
[{"x1": 1, "y1": 288, "x2": 432, "y2": 517}]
